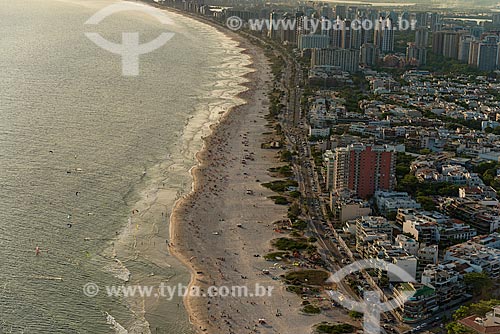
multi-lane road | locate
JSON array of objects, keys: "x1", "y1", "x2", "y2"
[
  {"x1": 274, "y1": 42, "x2": 409, "y2": 333},
  {"x1": 276, "y1": 44, "x2": 365, "y2": 308}
]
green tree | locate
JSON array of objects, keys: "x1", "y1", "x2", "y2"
[
  {"x1": 483, "y1": 169, "x2": 497, "y2": 186},
  {"x1": 281, "y1": 150, "x2": 292, "y2": 162},
  {"x1": 349, "y1": 311, "x2": 362, "y2": 319},
  {"x1": 419, "y1": 148, "x2": 432, "y2": 155},
  {"x1": 445, "y1": 322, "x2": 471, "y2": 334},
  {"x1": 454, "y1": 305, "x2": 470, "y2": 320},
  {"x1": 396, "y1": 164, "x2": 410, "y2": 178},
  {"x1": 386, "y1": 211, "x2": 397, "y2": 221},
  {"x1": 473, "y1": 161, "x2": 497, "y2": 175},
  {"x1": 453, "y1": 299, "x2": 500, "y2": 320},
  {"x1": 464, "y1": 272, "x2": 493, "y2": 296},
  {"x1": 291, "y1": 220, "x2": 307, "y2": 230},
  {"x1": 417, "y1": 196, "x2": 436, "y2": 211},
  {"x1": 316, "y1": 323, "x2": 354, "y2": 334},
  {"x1": 491, "y1": 178, "x2": 500, "y2": 191},
  {"x1": 437, "y1": 184, "x2": 460, "y2": 196},
  {"x1": 397, "y1": 174, "x2": 419, "y2": 193},
  {"x1": 289, "y1": 203, "x2": 301, "y2": 216}
]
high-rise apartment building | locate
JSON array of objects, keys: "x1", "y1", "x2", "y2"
[
  {"x1": 295, "y1": 12, "x2": 307, "y2": 43},
  {"x1": 374, "y1": 18, "x2": 394, "y2": 53},
  {"x1": 415, "y1": 12, "x2": 428, "y2": 28},
  {"x1": 415, "y1": 27, "x2": 429, "y2": 48},
  {"x1": 351, "y1": 22, "x2": 370, "y2": 49},
  {"x1": 442, "y1": 31, "x2": 460, "y2": 59},
  {"x1": 324, "y1": 150, "x2": 335, "y2": 190},
  {"x1": 298, "y1": 34, "x2": 330, "y2": 49},
  {"x1": 405, "y1": 27, "x2": 429, "y2": 66},
  {"x1": 360, "y1": 43, "x2": 378, "y2": 66},
  {"x1": 341, "y1": 19, "x2": 352, "y2": 49},
  {"x1": 268, "y1": 12, "x2": 279, "y2": 39},
  {"x1": 430, "y1": 13, "x2": 440, "y2": 32},
  {"x1": 432, "y1": 31, "x2": 446, "y2": 55},
  {"x1": 310, "y1": 48, "x2": 360, "y2": 73},
  {"x1": 493, "y1": 12, "x2": 500, "y2": 26},
  {"x1": 468, "y1": 40, "x2": 480, "y2": 67},
  {"x1": 458, "y1": 35, "x2": 475, "y2": 63},
  {"x1": 320, "y1": 5, "x2": 333, "y2": 19},
  {"x1": 335, "y1": 5, "x2": 347, "y2": 19},
  {"x1": 471, "y1": 26, "x2": 485, "y2": 39},
  {"x1": 406, "y1": 42, "x2": 427, "y2": 65},
  {"x1": 432, "y1": 30, "x2": 462, "y2": 60},
  {"x1": 332, "y1": 143, "x2": 396, "y2": 198},
  {"x1": 477, "y1": 35, "x2": 499, "y2": 71},
  {"x1": 330, "y1": 20, "x2": 343, "y2": 48},
  {"x1": 367, "y1": 9, "x2": 379, "y2": 25},
  {"x1": 347, "y1": 6, "x2": 358, "y2": 20}
]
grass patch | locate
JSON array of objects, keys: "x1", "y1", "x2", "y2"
[
  {"x1": 272, "y1": 237, "x2": 310, "y2": 251},
  {"x1": 284, "y1": 270, "x2": 329, "y2": 285},
  {"x1": 291, "y1": 220, "x2": 308, "y2": 230},
  {"x1": 302, "y1": 304, "x2": 321, "y2": 314},
  {"x1": 286, "y1": 284, "x2": 320, "y2": 295},
  {"x1": 262, "y1": 180, "x2": 298, "y2": 193},
  {"x1": 287, "y1": 285, "x2": 304, "y2": 294},
  {"x1": 349, "y1": 311, "x2": 362, "y2": 319},
  {"x1": 264, "y1": 251, "x2": 289, "y2": 260},
  {"x1": 268, "y1": 165, "x2": 294, "y2": 177},
  {"x1": 269, "y1": 196, "x2": 289, "y2": 205},
  {"x1": 316, "y1": 323, "x2": 355, "y2": 334}
]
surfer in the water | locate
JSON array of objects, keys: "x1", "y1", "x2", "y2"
[{"x1": 35, "y1": 246, "x2": 41, "y2": 256}]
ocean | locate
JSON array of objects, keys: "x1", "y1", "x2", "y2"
[{"x1": 0, "y1": 0, "x2": 251, "y2": 332}]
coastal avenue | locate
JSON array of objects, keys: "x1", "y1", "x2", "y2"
[
  {"x1": 275, "y1": 37, "x2": 365, "y2": 311},
  {"x1": 243, "y1": 30, "x2": 361, "y2": 300},
  {"x1": 269, "y1": 35, "x2": 405, "y2": 332},
  {"x1": 244, "y1": 28, "x2": 368, "y2": 311}
]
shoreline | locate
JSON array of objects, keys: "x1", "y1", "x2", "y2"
[
  {"x1": 149, "y1": 4, "x2": 344, "y2": 334},
  {"x1": 106, "y1": 4, "x2": 256, "y2": 333},
  {"x1": 151, "y1": 4, "x2": 269, "y2": 332},
  {"x1": 164, "y1": 9, "x2": 339, "y2": 333},
  {"x1": 168, "y1": 34, "x2": 262, "y2": 332}
]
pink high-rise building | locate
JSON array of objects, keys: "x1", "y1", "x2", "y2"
[{"x1": 332, "y1": 143, "x2": 396, "y2": 198}]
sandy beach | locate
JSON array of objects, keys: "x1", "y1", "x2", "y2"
[{"x1": 169, "y1": 29, "x2": 344, "y2": 333}]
